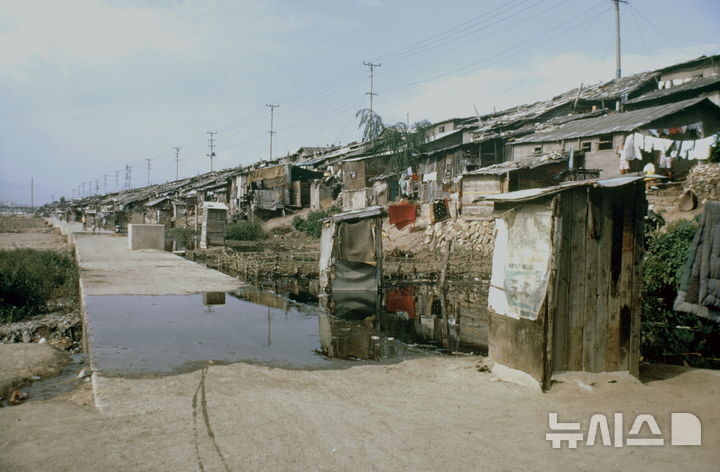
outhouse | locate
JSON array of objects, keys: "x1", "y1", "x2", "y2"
[
  {"x1": 319, "y1": 206, "x2": 384, "y2": 294},
  {"x1": 200, "y1": 201, "x2": 228, "y2": 249},
  {"x1": 484, "y1": 176, "x2": 646, "y2": 390}
]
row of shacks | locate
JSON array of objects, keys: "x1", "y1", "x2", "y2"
[{"x1": 64, "y1": 55, "x2": 720, "y2": 247}]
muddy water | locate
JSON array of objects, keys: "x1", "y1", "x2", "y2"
[{"x1": 84, "y1": 282, "x2": 488, "y2": 377}]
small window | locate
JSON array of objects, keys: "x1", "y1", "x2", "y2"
[
  {"x1": 598, "y1": 135, "x2": 614, "y2": 150},
  {"x1": 581, "y1": 142, "x2": 592, "y2": 152},
  {"x1": 438, "y1": 125, "x2": 445, "y2": 133},
  {"x1": 534, "y1": 146, "x2": 543, "y2": 154}
]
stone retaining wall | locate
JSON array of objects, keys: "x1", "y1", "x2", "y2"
[{"x1": 424, "y1": 218, "x2": 495, "y2": 253}]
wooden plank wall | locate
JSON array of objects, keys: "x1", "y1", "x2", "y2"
[{"x1": 551, "y1": 182, "x2": 644, "y2": 374}]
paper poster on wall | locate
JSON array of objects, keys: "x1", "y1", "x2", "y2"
[{"x1": 488, "y1": 204, "x2": 554, "y2": 321}]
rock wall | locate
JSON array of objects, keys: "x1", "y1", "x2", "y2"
[
  {"x1": 423, "y1": 218, "x2": 496, "y2": 276},
  {"x1": 684, "y1": 162, "x2": 720, "y2": 202}
]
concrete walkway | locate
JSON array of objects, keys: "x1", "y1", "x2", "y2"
[{"x1": 49, "y1": 218, "x2": 242, "y2": 296}]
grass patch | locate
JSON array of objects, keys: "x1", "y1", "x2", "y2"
[
  {"x1": 291, "y1": 206, "x2": 341, "y2": 238},
  {"x1": 166, "y1": 227, "x2": 197, "y2": 249},
  {"x1": 225, "y1": 221, "x2": 267, "y2": 241},
  {"x1": 0, "y1": 249, "x2": 79, "y2": 323},
  {"x1": 269, "y1": 225, "x2": 294, "y2": 236}
]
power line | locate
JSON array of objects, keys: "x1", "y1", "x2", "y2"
[{"x1": 378, "y1": 3, "x2": 610, "y2": 95}]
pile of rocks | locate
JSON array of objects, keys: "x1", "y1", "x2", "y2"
[
  {"x1": 684, "y1": 163, "x2": 720, "y2": 202},
  {"x1": 0, "y1": 312, "x2": 82, "y2": 352},
  {"x1": 424, "y1": 217, "x2": 495, "y2": 256}
]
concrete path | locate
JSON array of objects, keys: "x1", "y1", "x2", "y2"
[
  {"x1": 74, "y1": 233, "x2": 241, "y2": 296},
  {"x1": 49, "y1": 217, "x2": 242, "y2": 296}
]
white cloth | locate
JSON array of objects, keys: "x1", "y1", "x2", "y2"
[
  {"x1": 621, "y1": 134, "x2": 640, "y2": 161},
  {"x1": 687, "y1": 135, "x2": 716, "y2": 160}
]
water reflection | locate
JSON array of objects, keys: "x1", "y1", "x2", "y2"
[{"x1": 84, "y1": 281, "x2": 488, "y2": 376}]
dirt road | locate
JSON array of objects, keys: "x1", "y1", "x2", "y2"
[{"x1": 2, "y1": 358, "x2": 719, "y2": 471}]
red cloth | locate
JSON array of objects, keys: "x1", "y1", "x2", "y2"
[
  {"x1": 386, "y1": 287, "x2": 416, "y2": 318},
  {"x1": 388, "y1": 203, "x2": 416, "y2": 230}
]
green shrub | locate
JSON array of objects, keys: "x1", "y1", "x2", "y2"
[
  {"x1": 641, "y1": 218, "x2": 720, "y2": 368},
  {"x1": 269, "y1": 225, "x2": 294, "y2": 236},
  {"x1": 291, "y1": 206, "x2": 341, "y2": 238},
  {"x1": 225, "y1": 221, "x2": 267, "y2": 241},
  {"x1": 0, "y1": 249, "x2": 79, "y2": 322},
  {"x1": 166, "y1": 227, "x2": 197, "y2": 247}
]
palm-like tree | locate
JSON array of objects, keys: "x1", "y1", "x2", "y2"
[{"x1": 356, "y1": 109, "x2": 432, "y2": 172}]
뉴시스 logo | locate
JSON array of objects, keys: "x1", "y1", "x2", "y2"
[{"x1": 546, "y1": 412, "x2": 702, "y2": 448}]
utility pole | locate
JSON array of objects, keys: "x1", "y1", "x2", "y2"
[
  {"x1": 95, "y1": 179, "x2": 99, "y2": 195},
  {"x1": 173, "y1": 146, "x2": 181, "y2": 180},
  {"x1": 266, "y1": 104, "x2": 279, "y2": 160},
  {"x1": 30, "y1": 178, "x2": 34, "y2": 209},
  {"x1": 145, "y1": 158, "x2": 153, "y2": 186},
  {"x1": 103, "y1": 175, "x2": 108, "y2": 194},
  {"x1": 363, "y1": 61, "x2": 381, "y2": 114},
  {"x1": 125, "y1": 165, "x2": 133, "y2": 190},
  {"x1": 206, "y1": 131, "x2": 217, "y2": 172},
  {"x1": 115, "y1": 171, "x2": 119, "y2": 191},
  {"x1": 614, "y1": 0, "x2": 625, "y2": 80},
  {"x1": 81, "y1": 182, "x2": 85, "y2": 197}
]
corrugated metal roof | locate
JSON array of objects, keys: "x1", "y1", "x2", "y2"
[
  {"x1": 203, "y1": 201, "x2": 228, "y2": 210},
  {"x1": 472, "y1": 71, "x2": 659, "y2": 140},
  {"x1": 483, "y1": 176, "x2": 646, "y2": 202},
  {"x1": 625, "y1": 75, "x2": 720, "y2": 105},
  {"x1": 512, "y1": 97, "x2": 712, "y2": 144},
  {"x1": 465, "y1": 152, "x2": 567, "y2": 176},
  {"x1": 326, "y1": 205, "x2": 385, "y2": 222}
]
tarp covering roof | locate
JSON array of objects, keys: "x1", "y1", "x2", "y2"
[{"x1": 512, "y1": 97, "x2": 714, "y2": 144}]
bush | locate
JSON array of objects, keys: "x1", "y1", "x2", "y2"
[
  {"x1": 269, "y1": 225, "x2": 294, "y2": 236},
  {"x1": 166, "y1": 227, "x2": 197, "y2": 248},
  {"x1": 641, "y1": 218, "x2": 720, "y2": 368},
  {"x1": 291, "y1": 206, "x2": 341, "y2": 238},
  {"x1": 0, "y1": 249, "x2": 79, "y2": 322},
  {"x1": 225, "y1": 221, "x2": 267, "y2": 241}
]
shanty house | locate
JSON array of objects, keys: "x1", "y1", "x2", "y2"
[
  {"x1": 485, "y1": 176, "x2": 646, "y2": 390},
  {"x1": 145, "y1": 196, "x2": 173, "y2": 227},
  {"x1": 243, "y1": 164, "x2": 323, "y2": 214},
  {"x1": 461, "y1": 151, "x2": 600, "y2": 216},
  {"x1": 510, "y1": 97, "x2": 720, "y2": 178}
]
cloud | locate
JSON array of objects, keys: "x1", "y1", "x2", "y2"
[{"x1": 0, "y1": 0, "x2": 194, "y2": 81}]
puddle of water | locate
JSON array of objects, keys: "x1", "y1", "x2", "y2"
[
  {"x1": 84, "y1": 281, "x2": 488, "y2": 377},
  {"x1": 20, "y1": 353, "x2": 87, "y2": 403}
]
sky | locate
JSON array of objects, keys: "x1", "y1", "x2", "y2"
[{"x1": 0, "y1": 0, "x2": 718, "y2": 205}]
